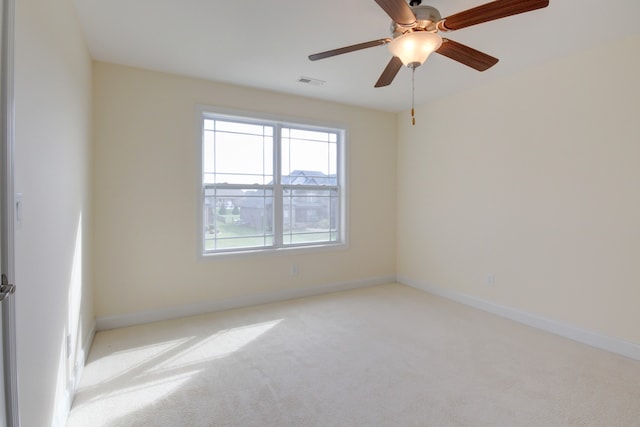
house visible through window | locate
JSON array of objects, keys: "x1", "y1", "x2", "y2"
[{"x1": 201, "y1": 111, "x2": 345, "y2": 254}]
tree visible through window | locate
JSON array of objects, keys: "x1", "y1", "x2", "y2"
[{"x1": 201, "y1": 112, "x2": 344, "y2": 254}]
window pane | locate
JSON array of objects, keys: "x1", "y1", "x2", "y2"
[
  {"x1": 282, "y1": 188, "x2": 338, "y2": 245},
  {"x1": 288, "y1": 128, "x2": 330, "y2": 142},
  {"x1": 215, "y1": 120, "x2": 266, "y2": 135},
  {"x1": 282, "y1": 127, "x2": 337, "y2": 183},
  {"x1": 203, "y1": 131, "x2": 215, "y2": 176},
  {"x1": 329, "y1": 143, "x2": 337, "y2": 177},
  {"x1": 202, "y1": 114, "x2": 343, "y2": 254},
  {"x1": 201, "y1": 119, "x2": 274, "y2": 185},
  {"x1": 214, "y1": 133, "x2": 273, "y2": 184},
  {"x1": 283, "y1": 232, "x2": 335, "y2": 245},
  {"x1": 204, "y1": 188, "x2": 273, "y2": 251}
]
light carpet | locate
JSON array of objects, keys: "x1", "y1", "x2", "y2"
[{"x1": 66, "y1": 283, "x2": 640, "y2": 426}]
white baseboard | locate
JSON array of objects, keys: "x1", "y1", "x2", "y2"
[
  {"x1": 398, "y1": 276, "x2": 640, "y2": 361},
  {"x1": 74, "y1": 321, "x2": 96, "y2": 389},
  {"x1": 95, "y1": 275, "x2": 640, "y2": 360},
  {"x1": 96, "y1": 275, "x2": 396, "y2": 331},
  {"x1": 58, "y1": 321, "x2": 96, "y2": 427},
  {"x1": 52, "y1": 391, "x2": 71, "y2": 427}
]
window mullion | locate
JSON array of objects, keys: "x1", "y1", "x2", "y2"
[{"x1": 273, "y1": 124, "x2": 283, "y2": 247}]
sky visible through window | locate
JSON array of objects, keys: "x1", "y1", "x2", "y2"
[{"x1": 203, "y1": 119, "x2": 337, "y2": 185}]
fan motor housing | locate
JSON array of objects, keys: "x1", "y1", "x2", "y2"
[{"x1": 390, "y1": 5, "x2": 441, "y2": 38}]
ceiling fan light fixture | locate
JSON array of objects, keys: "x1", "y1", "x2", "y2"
[{"x1": 387, "y1": 31, "x2": 442, "y2": 68}]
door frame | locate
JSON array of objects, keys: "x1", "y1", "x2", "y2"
[{"x1": 0, "y1": 0, "x2": 19, "y2": 424}]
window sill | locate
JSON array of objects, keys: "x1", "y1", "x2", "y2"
[{"x1": 199, "y1": 241, "x2": 348, "y2": 261}]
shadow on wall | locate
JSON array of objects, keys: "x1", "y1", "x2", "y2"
[{"x1": 53, "y1": 213, "x2": 88, "y2": 426}]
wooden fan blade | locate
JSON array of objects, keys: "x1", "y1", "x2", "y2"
[
  {"x1": 375, "y1": 56, "x2": 403, "y2": 88},
  {"x1": 374, "y1": 0, "x2": 416, "y2": 26},
  {"x1": 309, "y1": 39, "x2": 390, "y2": 61},
  {"x1": 436, "y1": 39, "x2": 499, "y2": 71},
  {"x1": 440, "y1": 0, "x2": 549, "y2": 31}
]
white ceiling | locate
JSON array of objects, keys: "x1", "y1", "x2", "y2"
[{"x1": 73, "y1": 0, "x2": 640, "y2": 113}]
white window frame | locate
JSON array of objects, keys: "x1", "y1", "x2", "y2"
[{"x1": 198, "y1": 106, "x2": 348, "y2": 257}]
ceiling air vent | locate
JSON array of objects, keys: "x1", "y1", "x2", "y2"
[{"x1": 298, "y1": 76, "x2": 326, "y2": 86}]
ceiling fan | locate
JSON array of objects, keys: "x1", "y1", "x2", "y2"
[{"x1": 308, "y1": 0, "x2": 550, "y2": 88}]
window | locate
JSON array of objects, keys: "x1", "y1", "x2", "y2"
[{"x1": 200, "y1": 110, "x2": 345, "y2": 255}]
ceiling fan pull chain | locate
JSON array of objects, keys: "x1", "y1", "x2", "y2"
[{"x1": 411, "y1": 66, "x2": 416, "y2": 126}]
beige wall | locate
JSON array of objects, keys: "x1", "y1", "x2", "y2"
[
  {"x1": 397, "y1": 34, "x2": 640, "y2": 345},
  {"x1": 14, "y1": 0, "x2": 93, "y2": 425},
  {"x1": 92, "y1": 62, "x2": 397, "y2": 318}
]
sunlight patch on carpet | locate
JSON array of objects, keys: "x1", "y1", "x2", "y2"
[
  {"x1": 68, "y1": 370, "x2": 199, "y2": 425},
  {"x1": 79, "y1": 337, "x2": 193, "y2": 388},
  {"x1": 149, "y1": 319, "x2": 283, "y2": 373}
]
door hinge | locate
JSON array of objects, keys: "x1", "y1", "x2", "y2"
[{"x1": 0, "y1": 273, "x2": 16, "y2": 301}]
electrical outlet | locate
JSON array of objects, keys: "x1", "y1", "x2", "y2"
[
  {"x1": 291, "y1": 264, "x2": 299, "y2": 277},
  {"x1": 66, "y1": 334, "x2": 72, "y2": 358},
  {"x1": 486, "y1": 274, "x2": 495, "y2": 287},
  {"x1": 15, "y1": 193, "x2": 22, "y2": 225}
]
